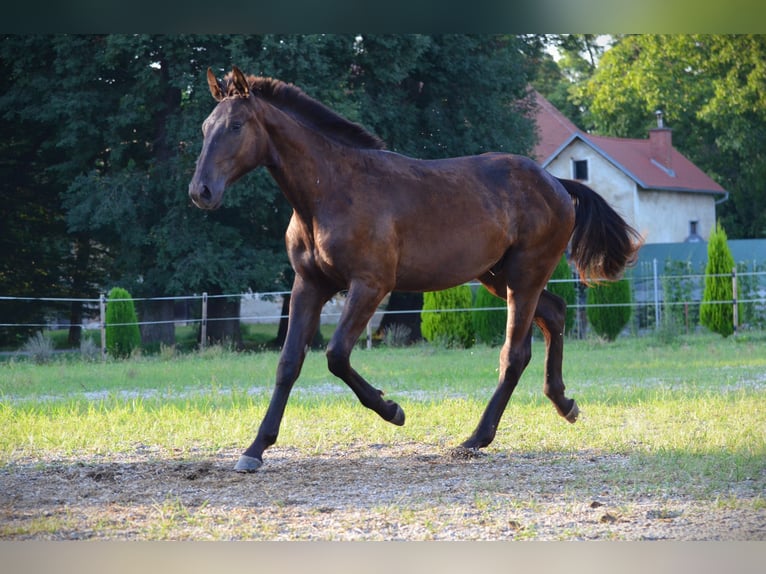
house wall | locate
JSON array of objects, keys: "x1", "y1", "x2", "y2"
[
  {"x1": 545, "y1": 140, "x2": 637, "y2": 228},
  {"x1": 545, "y1": 140, "x2": 717, "y2": 244},
  {"x1": 637, "y1": 189, "x2": 717, "y2": 243}
]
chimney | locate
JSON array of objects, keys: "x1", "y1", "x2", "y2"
[{"x1": 649, "y1": 110, "x2": 673, "y2": 169}]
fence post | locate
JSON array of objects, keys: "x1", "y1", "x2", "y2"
[
  {"x1": 200, "y1": 292, "x2": 208, "y2": 351},
  {"x1": 366, "y1": 320, "x2": 372, "y2": 349},
  {"x1": 732, "y1": 267, "x2": 738, "y2": 336},
  {"x1": 99, "y1": 293, "x2": 106, "y2": 361},
  {"x1": 653, "y1": 258, "x2": 660, "y2": 330}
]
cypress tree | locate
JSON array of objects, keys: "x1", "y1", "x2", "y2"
[
  {"x1": 472, "y1": 286, "x2": 506, "y2": 346},
  {"x1": 105, "y1": 287, "x2": 142, "y2": 358},
  {"x1": 547, "y1": 254, "x2": 577, "y2": 335},
  {"x1": 421, "y1": 285, "x2": 474, "y2": 348},
  {"x1": 700, "y1": 221, "x2": 737, "y2": 337},
  {"x1": 586, "y1": 279, "x2": 632, "y2": 341}
]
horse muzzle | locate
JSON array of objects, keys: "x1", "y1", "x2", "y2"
[{"x1": 188, "y1": 181, "x2": 223, "y2": 210}]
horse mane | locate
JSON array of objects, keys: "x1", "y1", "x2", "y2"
[{"x1": 221, "y1": 72, "x2": 386, "y2": 151}]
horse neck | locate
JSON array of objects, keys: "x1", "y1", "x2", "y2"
[{"x1": 259, "y1": 102, "x2": 341, "y2": 219}]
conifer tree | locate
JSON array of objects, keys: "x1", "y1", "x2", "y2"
[
  {"x1": 472, "y1": 286, "x2": 506, "y2": 346},
  {"x1": 700, "y1": 221, "x2": 737, "y2": 337},
  {"x1": 586, "y1": 279, "x2": 632, "y2": 341},
  {"x1": 421, "y1": 286, "x2": 474, "y2": 348},
  {"x1": 105, "y1": 287, "x2": 141, "y2": 358},
  {"x1": 547, "y1": 254, "x2": 577, "y2": 335}
]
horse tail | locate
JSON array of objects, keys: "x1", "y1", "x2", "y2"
[{"x1": 557, "y1": 178, "x2": 643, "y2": 284}]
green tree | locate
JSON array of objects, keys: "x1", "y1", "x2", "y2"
[
  {"x1": 421, "y1": 286, "x2": 474, "y2": 348},
  {"x1": 586, "y1": 279, "x2": 632, "y2": 341},
  {"x1": 353, "y1": 34, "x2": 537, "y2": 158},
  {"x1": 105, "y1": 287, "x2": 141, "y2": 358},
  {"x1": 531, "y1": 35, "x2": 608, "y2": 132},
  {"x1": 472, "y1": 286, "x2": 506, "y2": 346},
  {"x1": 700, "y1": 221, "x2": 738, "y2": 337},
  {"x1": 546, "y1": 254, "x2": 577, "y2": 335}
]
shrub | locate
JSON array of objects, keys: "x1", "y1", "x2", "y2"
[
  {"x1": 105, "y1": 287, "x2": 142, "y2": 358},
  {"x1": 700, "y1": 221, "x2": 738, "y2": 337},
  {"x1": 381, "y1": 323, "x2": 413, "y2": 347},
  {"x1": 20, "y1": 331, "x2": 55, "y2": 364},
  {"x1": 421, "y1": 285, "x2": 474, "y2": 348},
  {"x1": 586, "y1": 279, "x2": 632, "y2": 341},
  {"x1": 472, "y1": 286, "x2": 506, "y2": 346},
  {"x1": 547, "y1": 254, "x2": 577, "y2": 335}
]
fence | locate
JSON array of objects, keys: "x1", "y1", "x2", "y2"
[{"x1": 2, "y1": 261, "x2": 765, "y2": 357}]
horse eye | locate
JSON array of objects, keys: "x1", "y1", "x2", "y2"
[{"x1": 231, "y1": 121, "x2": 242, "y2": 132}]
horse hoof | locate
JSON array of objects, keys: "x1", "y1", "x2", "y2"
[
  {"x1": 389, "y1": 404, "x2": 405, "y2": 426},
  {"x1": 450, "y1": 446, "x2": 484, "y2": 460},
  {"x1": 234, "y1": 455, "x2": 263, "y2": 473},
  {"x1": 565, "y1": 400, "x2": 580, "y2": 423}
]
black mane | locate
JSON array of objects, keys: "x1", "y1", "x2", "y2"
[{"x1": 223, "y1": 73, "x2": 386, "y2": 151}]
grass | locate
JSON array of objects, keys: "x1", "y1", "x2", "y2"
[
  {"x1": 1, "y1": 333, "x2": 765, "y2": 541},
  {"x1": 1, "y1": 332, "x2": 764, "y2": 473}
]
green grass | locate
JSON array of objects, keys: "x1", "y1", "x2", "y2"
[{"x1": 1, "y1": 333, "x2": 765, "y2": 486}]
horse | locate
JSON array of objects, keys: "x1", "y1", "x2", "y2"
[{"x1": 189, "y1": 66, "x2": 642, "y2": 472}]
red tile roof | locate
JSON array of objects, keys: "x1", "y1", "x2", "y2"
[{"x1": 531, "y1": 90, "x2": 726, "y2": 195}]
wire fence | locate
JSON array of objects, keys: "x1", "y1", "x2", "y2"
[{"x1": 2, "y1": 261, "x2": 765, "y2": 356}]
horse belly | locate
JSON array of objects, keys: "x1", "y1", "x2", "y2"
[{"x1": 394, "y1": 227, "x2": 508, "y2": 292}]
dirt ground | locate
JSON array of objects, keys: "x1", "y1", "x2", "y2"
[{"x1": 1, "y1": 441, "x2": 764, "y2": 541}]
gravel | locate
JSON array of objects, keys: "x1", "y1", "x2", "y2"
[{"x1": 2, "y1": 441, "x2": 764, "y2": 540}]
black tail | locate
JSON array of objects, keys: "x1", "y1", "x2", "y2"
[{"x1": 557, "y1": 178, "x2": 642, "y2": 283}]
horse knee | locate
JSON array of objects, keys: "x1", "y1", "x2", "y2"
[
  {"x1": 326, "y1": 346, "x2": 349, "y2": 378},
  {"x1": 499, "y1": 341, "x2": 532, "y2": 380}
]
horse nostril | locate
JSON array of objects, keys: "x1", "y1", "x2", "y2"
[{"x1": 200, "y1": 185, "x2": 212, "y2": 203}]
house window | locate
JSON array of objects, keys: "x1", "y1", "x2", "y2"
[
  {"x1": 572, "y1": 159, "x2": 589, "y2": 181},
  {"x1": 686, "y1": 220, "x2": 702, "y2": 243}
]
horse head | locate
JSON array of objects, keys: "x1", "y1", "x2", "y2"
[{"x1": 188, "y1": 67, "x2": 265, "y2": 210}]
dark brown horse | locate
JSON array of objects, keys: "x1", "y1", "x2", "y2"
[{"x1": 189, "y1": 66, "x2": 641, "y2": 472}]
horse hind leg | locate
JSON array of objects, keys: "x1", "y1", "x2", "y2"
[
  {"x1": 534, "y1": 289, "x2": 579, "y2": 423},
  {"x1": 460, "y1": 267, "x2": 543, "y2": 452}
]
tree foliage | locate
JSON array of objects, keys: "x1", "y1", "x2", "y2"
[
  {"x1": 700, "y1": 221, "x2": 737, "y2": 337},
  {"x1": 421, "y1": 286, "x2": 475, "y2": 348},
  {"x1": 586, "y1": 279, "x2": 632, "y2": 341},
  {"x1": 472, "y1": 286, "x2": 506, "y2": 346},
  {"x1": 105, "y1": 287, "x2": 141, "y2": 358},
  {"x1": 547, "y1": 254, "x2": 577, "y2": 335}
]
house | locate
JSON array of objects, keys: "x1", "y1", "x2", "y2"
[{"x1": 531, "y1": 91, "x2": 727, "y2": 244}]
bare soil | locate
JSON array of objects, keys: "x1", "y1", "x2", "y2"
[{"x1": 2, "y1": 441, "x2": 764, "y2": 540}]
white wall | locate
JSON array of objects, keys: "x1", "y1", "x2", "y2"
[{"x1": 545, "y1": 140, "x2": 717, "y2": 244}]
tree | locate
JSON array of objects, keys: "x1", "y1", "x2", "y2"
[
  {"x1": 586, "y1": 279, "x2": 632, "y2": 341},
  {"x1": 472, "y1": 286, "x2": 506, "y2": 346},
  {"x1": 531, "y1": 35, "x2": 608, "y2": 132},
  {"x1": 421, "y1": 286, "x2": 474, "y2": 348},
  {"x1": 547, "y1": 254, "x2": 577, "y2": 335},
  {"x1": 105, "y1": 287, "x2": 141, "y2": 358},
  {"x1": 700, "y1": 221, "x2": 737, "y2": 337}
]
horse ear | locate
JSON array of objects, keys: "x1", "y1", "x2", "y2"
[
  {"x1": 231, "y1": 65, "x2": 250, "y2": 98},
  {"x1": 207, "y1": 68, "x2": 224, "y2": 102}
]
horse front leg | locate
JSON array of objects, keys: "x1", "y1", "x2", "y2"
[
  {"x1": 326, "y1": 280, "x2": 405, "y2": 426},
  {"x1": 534, "y1": 289, "x2": 579, "y2": 423},
  {"x1": 235, "y1": 276, "x2": 334, "y2": 472}
]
